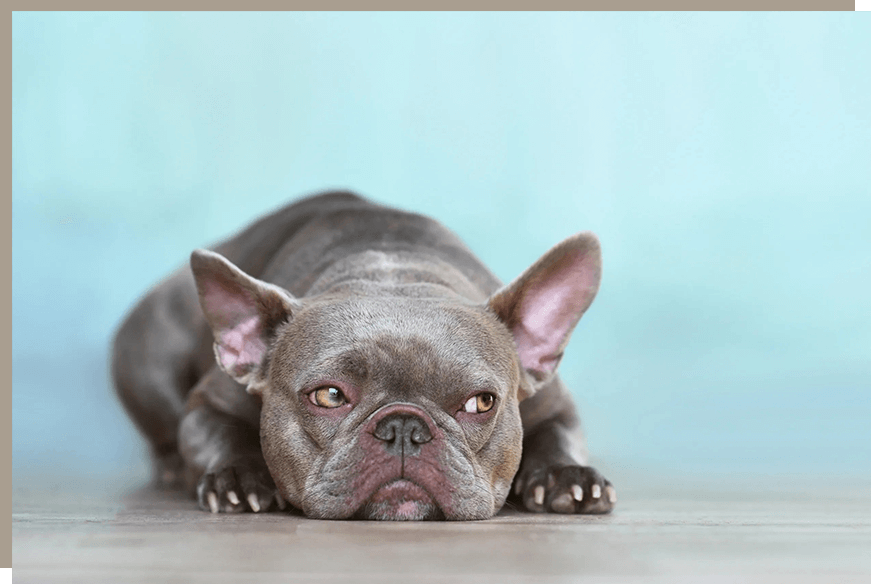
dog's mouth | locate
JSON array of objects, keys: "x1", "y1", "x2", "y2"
[{"x1": 352, "y1": 479, "x2": 445, "y2": 521}]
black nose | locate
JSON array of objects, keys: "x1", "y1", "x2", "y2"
[{"x1": 373, "y1": 413, "x2": 433, "y2": 457}]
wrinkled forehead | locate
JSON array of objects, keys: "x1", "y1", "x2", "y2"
[{"x1": 279, "y1": 295, "x2": 518, "y2": 390}]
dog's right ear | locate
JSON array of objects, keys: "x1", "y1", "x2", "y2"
[
  {"x1": 487, "y1": 232, "x2": 602, "y2": 399},
  {"x1": 190, "y1": 250, "x2": 300, "y2": 394}
]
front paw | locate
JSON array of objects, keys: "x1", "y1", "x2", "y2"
[
  {"x1": 514, "y1": 465, "x2": 616, "y2": 515},
  {"x1": 196, "y1": 456, "x2": 286, "y2": 514}
]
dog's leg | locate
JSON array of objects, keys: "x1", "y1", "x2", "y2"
[
  {"x1": 511, "y1": 377, "x2": 616, "y2": 515},
  {"x1": 112, "y1": 191, "x2": 373, "y2": 487},
  {"x1": 112, "y1": 268, "x2": 209, "y2": 487},
  {"x1": 178, "y1": 401, "x2": 281, "y2": 514},
  {"x1": 175, "y1": 364, "x2": 281, "y2": 513},
  {"x1": 486, "y1": 230, "x2": 614, "y2": 514}
]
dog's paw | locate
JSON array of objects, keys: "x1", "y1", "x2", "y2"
[
  {"x1": 514, "y1": 464, "x2": 616, "y2": 515},
  {"x1": 196, "y1": 457, "x2": 286, "y2": 514}
]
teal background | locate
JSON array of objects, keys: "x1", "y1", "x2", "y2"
[{"x1": 12, "y1": 12, "x2": 870, "y2": 483}]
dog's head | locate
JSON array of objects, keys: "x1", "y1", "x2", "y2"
[{"x1": 190, "y1": 232, "x2": 601, "y2": 520}]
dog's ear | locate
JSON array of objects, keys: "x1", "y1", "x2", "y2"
[
  {"x1": 488, "y1": 232, "x2": 601, "y2": 398},
  {"x1": 190, "y1": 249, "x2": 300, "y2": 394}
]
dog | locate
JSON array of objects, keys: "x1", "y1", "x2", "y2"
[{"x1": 112, "y1": 191, "x2": 615, "y2": 520}]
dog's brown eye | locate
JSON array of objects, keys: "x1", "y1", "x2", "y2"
[
  {"x1": 310, "y1": 386, "x2": 347, "y2": 408},
  {"x1": 463, "y1": 393, "x2": 495, "y2": 414}
]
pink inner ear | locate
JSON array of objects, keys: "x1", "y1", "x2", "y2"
[
  {"x1": 512, "y1": 250, "x2": 598, "y2": 375},
  {"x1": 200, "y1": 279, "x2": 268, "y2": 379},
  {"x1": 215, "y1": 315, "x2": 268, "y2": 379}
]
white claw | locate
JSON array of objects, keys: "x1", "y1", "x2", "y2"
[
  {"x1": 248, "y1": 493, "x2": 261, "y2": 513},
  {"x1": 276, "y1": 493, "x2": 287, "y2": 510},
  {"x1": 227, "y1": 491, "x2": 240, "y2": 506},
  {"x1": 207, "y1": 492, "x2": 219, "y2": 514},
  {"x1": 571, "y1": 484, "x2": 583, "y2": 501},
  {"x1": 592, "y1": 484, "x2": 601, "y2": 499},
  {"x1": 606, "y1": 485, "x2": 617, "y2": 503},
  {"x1": 533, "y1": 485, "x2": 545, "y2": 506}
]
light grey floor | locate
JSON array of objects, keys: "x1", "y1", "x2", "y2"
[{"x1": 12, "y1": 470, "x2": 871, "y2": 583}]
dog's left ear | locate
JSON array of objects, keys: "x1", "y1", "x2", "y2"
[
  {"x1": 488, "y1": 232, "x2": 602, "y2": 398},
  {"x1": 190, "y1": 249, "x2": 301, "y2": 394}
]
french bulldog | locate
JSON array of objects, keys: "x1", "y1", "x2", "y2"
[{"x1": 112, "y1": 191, "x2": 615, "y2": 520}]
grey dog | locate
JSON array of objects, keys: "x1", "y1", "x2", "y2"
[{"x1": 112, "y1": 191, "x2": 615, "y2": 520}]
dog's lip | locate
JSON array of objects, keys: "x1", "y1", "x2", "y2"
[{"x1": 367, "y1": 479, "x2": 435, "y2": 505}]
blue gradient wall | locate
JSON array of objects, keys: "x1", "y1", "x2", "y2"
[{"x1": 12, "y1": 12, "x2": 871, "y2": 481}]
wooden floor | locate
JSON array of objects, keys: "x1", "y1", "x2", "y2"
[{"x1": 12, "y1": 471, "x2": 871, "y2": 583}]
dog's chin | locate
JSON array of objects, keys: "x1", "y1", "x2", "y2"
[{"x1": 353, "y1": 479, "x2": 445, "y2": 521}]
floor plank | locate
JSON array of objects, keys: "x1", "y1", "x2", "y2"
[{"x1": 12, "y1": 473, "x2": 871, "y2": 583}]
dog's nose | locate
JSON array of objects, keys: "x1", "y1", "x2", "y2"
[{"x1": 372, "y1": 413, "x2": 433, "y2": 457}]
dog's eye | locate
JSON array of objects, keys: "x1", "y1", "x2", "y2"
[
  {"x1": 310, "y1": 386, "x2": 348, "y2": 408},
  {"x1": 463, "y1": 393, "x2": 495, "y2": 414}
]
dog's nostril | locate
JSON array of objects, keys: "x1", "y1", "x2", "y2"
[
  {"x1": 410, "y1": 426, "x2": 429, "y2": 445},
  {"x1": 373, "y1": 419, "x2": 400, "y2": 443},
  {"x1": 373, "y1": 413, "x2": 433, "y2": 455}
]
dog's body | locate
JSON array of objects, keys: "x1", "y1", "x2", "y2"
[{"x1": 113, "y1": 191, "x2": 615, "y2": 520}]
